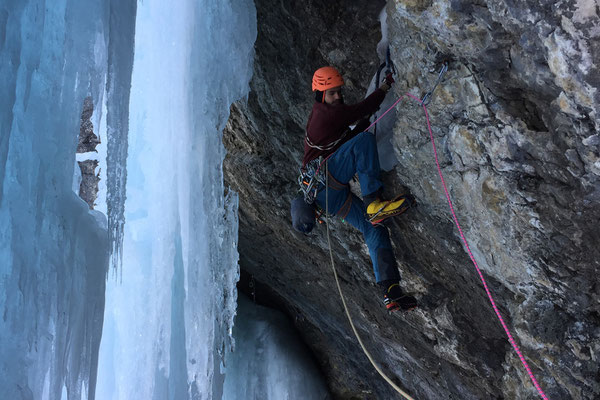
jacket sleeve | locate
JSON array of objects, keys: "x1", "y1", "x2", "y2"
[
  {"x1": 353, "y1": 118, "x2": 371, "y2": 133},
  {"x1": 339, "y1": 88, "x2": 386, "y2": 127}
]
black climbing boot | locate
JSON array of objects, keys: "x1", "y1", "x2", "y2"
[{"x1": 381, "y1": 281, "x2": 418, "y2": 312}]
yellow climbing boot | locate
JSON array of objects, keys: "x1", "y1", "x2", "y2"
[{"x1": 366, "y1": 195, "x2": 411, "y2": 225}]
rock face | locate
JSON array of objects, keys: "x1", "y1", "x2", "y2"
[
  {"x1": 224, "y1": 0, "x2": 599, "y2": 399},
  {"x1": 78, "y1": 159, "x2": 100, "y2": 209},
  {"x1": 78, "y1": 97, "x2": 100, "y2": 153},
  {"x1": 77, "y1": 96, "x2": 101, "y2": 209}
]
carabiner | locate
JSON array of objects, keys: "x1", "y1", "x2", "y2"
[
  {"x1": 385, "y1": 47, "x2": 396, "y2": 76},
  {"x1": 421, "y1": 61, "x2": 449, "y2": 106}
]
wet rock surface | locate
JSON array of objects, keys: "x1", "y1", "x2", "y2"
[
  {"x1": 77, "y1": 96, "x2": 100, "y2": 209},
  {"x1": 78, "y1": 159, "x2": 100, "y2": 209},
  {"x1": 78, "y1": 97, "x2": 100, "y2": 153},
  {"x1": 224, "y1": 0, "x2": 599, "y2": 398}
]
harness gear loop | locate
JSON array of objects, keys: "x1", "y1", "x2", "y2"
[
  {"x1": 298, "y1": 157, "x2": 326, "y2": 204},
  {"x1": 324, "y1": 160, "x2": 415, "y2": 400},
  {"x1": 421, "y1": 61, "x2": 449, "y2": 106}
]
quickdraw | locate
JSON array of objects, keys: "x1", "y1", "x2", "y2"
[
  {"x1": 421, "y1": 61, "x2": 449, "y2": 106},
  {"x1": 376, "y1": 46, "x2": 397, "y2": 86}
]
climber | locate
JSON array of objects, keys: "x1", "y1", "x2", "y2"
[{"x1": 301, "y1": 66, "x2": 417, "y2": 312}]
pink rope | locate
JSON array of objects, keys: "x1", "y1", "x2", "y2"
[
  {"x1": 365, "y1": 95, "x2": 406, "y2": 132},
  {"x1": 316, "y1": 94, "x2": 406, "y2": 174},
  {"x1": 376, "y1": 92, "x2": 550, "y2": 399}
]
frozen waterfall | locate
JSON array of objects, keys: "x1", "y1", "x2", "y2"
[
  {"x1": 223, "y1": 295, "x2": 329, "y2": 400},
  {"x1": 0, "y1": 0, "x2": 113, "y2": 398},
  {"x1": 1, "y1": 0, "x2": 332, "y2": 399},
  {"x1": 95, "y1": 0, "x2": 256, "y2": 398}
]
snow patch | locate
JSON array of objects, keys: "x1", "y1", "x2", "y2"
[{"x1": 573, "y1": 0, "x2": 599, "y2": 24}]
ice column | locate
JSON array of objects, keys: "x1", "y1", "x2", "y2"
[
  {"x1": 96, "y1": 1, "x2": 257, "y2": 399},
  {"x1": 0, "y1": 0, "x2": 112, "y2": 399}
]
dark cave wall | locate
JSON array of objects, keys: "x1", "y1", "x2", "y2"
[{"x1": 224, "y1": 0, "x2": 600, "y2": 398}]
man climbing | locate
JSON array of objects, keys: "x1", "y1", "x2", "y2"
[{"x1": 301, "y1": 66, "x2": 417, "y2": 312}]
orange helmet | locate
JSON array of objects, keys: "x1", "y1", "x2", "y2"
[{"x1": 312, "y1": 66, "x2": 344, "y2": 92}]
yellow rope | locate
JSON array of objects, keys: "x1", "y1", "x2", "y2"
[{"x1": 325, "y1": 160, "x2": 415, "y2": 400}]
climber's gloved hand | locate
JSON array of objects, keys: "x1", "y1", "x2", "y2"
[
  {"x1": 384, "y1": 73, "x2": 395, "y2": 86},
  {"x1": 380, "y1": 73, "x2": 395, "y2": 92}
]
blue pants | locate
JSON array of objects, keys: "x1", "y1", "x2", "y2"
[{"x1": 315, "y1": 132, "x2": 400, "y2": 283}]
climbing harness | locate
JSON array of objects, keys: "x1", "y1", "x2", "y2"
[
  {"x1": 323, "y1": 63, "x2": 549, "y2": 399},
  {"x1": 420, "y1": 61, "x2": 448, "y2": 106}
]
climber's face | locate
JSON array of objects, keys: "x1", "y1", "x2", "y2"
[{"x1": 324, "y1": 86, "x2": 343, "y2": 105}]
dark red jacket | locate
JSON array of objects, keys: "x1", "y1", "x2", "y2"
[{"x1": 303, "y1": 88, "x2": 386, "y2": 166}]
